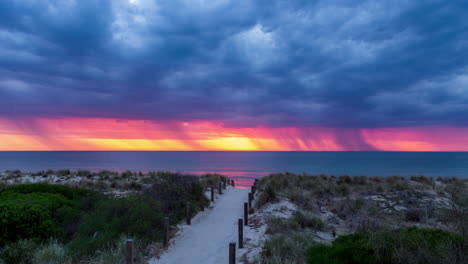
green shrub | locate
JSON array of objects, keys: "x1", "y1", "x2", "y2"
[
  {"x1": 69, "y1": 195, "x2": 164, "y2": 257},
  {"x1": 306, "y1": 228, "x2": 464, "y2": 264},
  {"x1": 0, "y1": 202, "x2": 61, "y2": 245},
  {"x1": 372, "y1": 227, "x2": 464, "y2": 264},
  {"x1": 0, "y1": 184, "x2": 103, "y2": 244},
  {"x1": 307, "y1": 233, "x2": 375, "y2": 264}
]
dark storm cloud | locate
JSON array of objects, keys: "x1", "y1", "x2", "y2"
[{"x1": 0, "y1": 0, "x2": 467, "y2": 128}]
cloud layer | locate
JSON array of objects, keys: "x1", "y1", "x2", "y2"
[{"x1": 1, "y1": 0, "x2": 467, "y2": 130}]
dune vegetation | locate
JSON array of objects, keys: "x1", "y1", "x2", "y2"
[
  {"x1": 0, "y1": 170, "x2": 228, "y2": 264},
  {"x1": 254, "y1": 173, "x2": 468, "y2": 264}
]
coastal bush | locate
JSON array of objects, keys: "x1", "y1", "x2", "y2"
[
  {"x1": 69, "y1": 195, "x2": 163, "y2": 257},
  {"x1": 0, "y1": 184, "x2": 104, "y2": 244},
  {"x1": 306, "y1": 227, "x2": 464, "y2": 264},
  {"x1": 0, "y1": 198, "x2": 63, "y2": 245},
  {"x1": 442, "y1": 183, "x2": 468, "y2": 244},
  {"x1": 307, "y1": 233, "x2": 375, "y2": 264},
  {"x1": 0, "y1": 183, "x2": 95, "y2": 200}
]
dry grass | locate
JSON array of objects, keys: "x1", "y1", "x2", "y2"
[{"x1": 255, "y1": 173, "x2": 468, "y2": 263}]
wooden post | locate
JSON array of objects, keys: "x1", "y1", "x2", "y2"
[
  {"x1": 200, "y1": 199, "x2": 205, "y2": 211},
  {"x1": 163, "y1": 217, "x2": 169, "y2": 248},
  {"x1": 223, "y1": 179, "x2": 227, "y2": 190},
  {"x1": 211, "y1": 185, "x2": 214, "y2": 202},
  {"x1": 186, "y1": 202, "x2": 191, "y2": 225},
  {"x1": 251, "y1": 185, "x2": 255, "y2": 196},
  {"x1": 238, "y1": 218, "x2": 243, "y2": 248},
  {"x1": 126, "y1": 239, "x2": 134, "y2": 264},
  {"x1": 229, "y1": 242, "x2": 236, "y2": 264},
  {"x1": 244, "y1": 203, "x2": 248, "y2": 226},
  {"x1": 232, "y1": 180, "x2": 235, "y2": 187},
  {"x1": 219, "y1": 182, "x2": 222, "y2": 195},
  {"x1": 248, "y1": 192, "x2": 252, "y2": 210}
]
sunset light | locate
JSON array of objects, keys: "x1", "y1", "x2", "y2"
[{"x1": 1, "y1": 117, "x2": 467, "y2": 151}]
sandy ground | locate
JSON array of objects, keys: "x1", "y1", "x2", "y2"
[{"x1": 151, "y1": 186, "x2": 249, "y2": 264}]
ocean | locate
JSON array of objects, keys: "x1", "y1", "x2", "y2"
[{"x1": 0, "y1": 151, "x2": 467, "y2": 187}]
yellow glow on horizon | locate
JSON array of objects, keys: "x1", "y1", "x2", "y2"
[{"x1": 201, "y1": 137, "x2": 260, "y2": 150}]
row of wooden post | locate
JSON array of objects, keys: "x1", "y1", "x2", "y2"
[
  {"x1": 124, "y1": 178, "x2": 258, "y2": 264},
  {"x1": 229, "y1": 178, "x2": 258, "y2": 264},
  {"x1": 124, "y1": 177, "x2": 235, "y2": 264}
]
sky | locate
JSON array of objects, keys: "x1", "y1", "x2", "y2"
[{"x1": 0, "y1": 0, "x2": 467, "y2": 151}]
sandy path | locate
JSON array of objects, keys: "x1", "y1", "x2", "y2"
[{"x1": 151, "y1": 186, "x2": 249, "y2": 264}]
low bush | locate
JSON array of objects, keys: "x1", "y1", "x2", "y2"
[
  {"x1": 0, "y1": 184, "x2": 103, "y2": 245},
  {"x1": 307, "y1": 233, "x2": 375, "y2": 264},
  {"x1": 68, "y1": 195, "x2": 163, "y2": 258},
  {"x1": 0, "y1": 201, "x2": 62, "y2": 245},
  {"x1": 306, "y1": 227, "x2": 465, "y2": 264}
]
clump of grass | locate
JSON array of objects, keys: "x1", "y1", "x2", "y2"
[
  {"x1": 331, "y1": 198, "x2": 366, "y2": 220},
  {"x1": 266, "y1": 211, "x2": 325, "y2": 235},
  {"x1": 33, "y1": 239, "x2": 70, "y2": 264},
  {"x1": 0, "y1": 239, "x2": 37, "y2": 264},
  {"x1": 256, "y1": 183, "x2": 278, "y2": 208},
  {"x1": 292, "y1": 211, "x2": 326, "y2": 230},
  {"x1": 88, "y1": 236, "x2": 144, "y2": 264},
  {"x1": 262, "y1": 232, "x2": 316, "y2": 264}
]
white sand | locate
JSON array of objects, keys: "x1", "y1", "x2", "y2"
[{"x1": 151, "y1": 186, "x2": 249, "y2": 264}]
